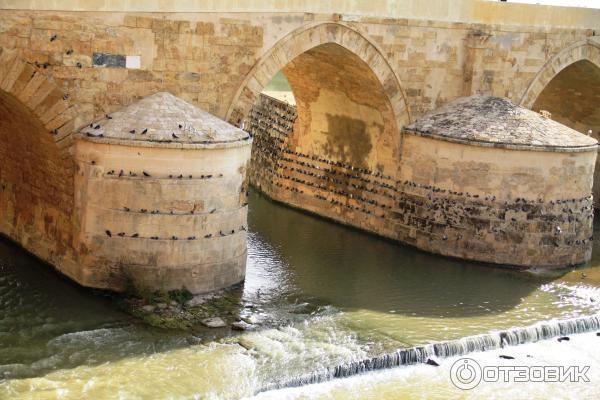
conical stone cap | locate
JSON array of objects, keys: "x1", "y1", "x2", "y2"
[
  {"x1": 78, "y1": 92, "x2": 250, "y2": 148},
  {"x1": 403, "y1": 95, "x2": 597, "y2": 152}
]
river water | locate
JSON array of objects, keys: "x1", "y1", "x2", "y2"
[{"x1": 1, "y1": 190, "x2": 599, "y2": 399}]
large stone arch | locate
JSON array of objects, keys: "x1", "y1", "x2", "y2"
[
  {"x1": 0, "y1": 47, "x2": 80, "y2": 271},
  {"x1": 225, "y1": 22, "x2": 411, "y2": 130},
  {"x1": 519, "y1": 39, "x2": 600, "y2": 109}
]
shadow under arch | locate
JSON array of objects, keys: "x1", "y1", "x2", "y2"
[
  {"x1": 0, "y1": 47, "x2": 82, "y2": 273},
  {"x1": 228, "y1": 22, "x2": 415, "y2": 244},
  {"x1": 225, "y1": 22, "x2": 412, "y2": 131}
]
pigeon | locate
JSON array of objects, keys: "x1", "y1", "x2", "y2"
[
  {"x1": 204, "y1": 234, "x2": 212, "y2": 238},
  {"x1": 172, "y1": 132, "x2": 179, "y2": 139},
  {"x1": 557, "y1": 336, "x2": 570, "y2": 342},
  {"x1": 105, "y1": 230, "x2": 112, "y2": 237},
  {"x1": 106, "y1": 114, "x2": 112, "y2": 119},
  {"x1": 66, "y1": 49, "x2": 73, "y2": 55},
  {"x1": 499, "y1": 355, "x2": 515, "y2": 360},
  {"x1": 143, "y1": 171, "x2": 150, "y2": 177},
  {"x1": 129, "y1": 129, "x2": 136, "y2": 134},
  {"x1": 132, "y1": 233, "x2": 139, "y2": 238},
  {"x1": 50, "y1": 34, "x2": 57, "y2": 41},
  {"x1": 141, "y1": 128, "x2": 148, "y2": 134},
  {"x1": 117, "y1": 232, "x2": 125, "y2": 237}
]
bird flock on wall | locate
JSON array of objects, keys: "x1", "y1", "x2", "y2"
[
  {"x1": 96, "y1": 168, "x2": 248, "y2": 242},
  {"x1": 246, "y1": 94, "x2": 594, "y2": 251},
  {"x1": 103, "y1": 225, "x2": 247, "y2": 242},
  {"x1": 77, "y1": 116, "x2": 251, "y2": 243}
]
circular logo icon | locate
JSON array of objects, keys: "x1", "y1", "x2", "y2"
[{"x1": 450, "y1": 358, "x2": 482, "y2": 390}]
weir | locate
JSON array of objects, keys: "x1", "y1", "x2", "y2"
[{"x1": 259, "y1": 314, "x2": 600, "y2": 393}]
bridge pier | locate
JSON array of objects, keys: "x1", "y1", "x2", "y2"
[
  {"x1": 248, "y1": 94, "x2": 597, "y2": 268},
  {"x1": 72, "y1": 92, "x2": 252, "y2": 293}
]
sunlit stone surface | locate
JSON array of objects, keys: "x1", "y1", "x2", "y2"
[{"x1": 73, "y1": 92, "x2": 252, "y2": 293}]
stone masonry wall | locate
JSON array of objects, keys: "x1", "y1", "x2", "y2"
[
  {"x1": 0, "y1": 10, "x2": 596, "y2": 127},
  {"x1": 248, "y1": 94, "x2": 596, "y2": 268},
  {"x1": 0, "y1": 90, "x2": 78, "y2": 276},
  {"x1": 74, "y1": 139, "x2": 251, "y2": 293}
]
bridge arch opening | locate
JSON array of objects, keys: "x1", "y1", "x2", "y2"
[
  {"x1": 0, "y1": 78, "x2": 75, "y2": 267},
  {"x1": 237, "y1": 24, "x2": 409, "y2": 235},
  {"x1": 226, "y1": 22, "x2": 410, "y2": 134},
  {"x1": 266, "y1": 42, "x2": 401, "y2": 173},
  {"x1": 0, "y1": 48, "x2": 76, "y2": 274}
]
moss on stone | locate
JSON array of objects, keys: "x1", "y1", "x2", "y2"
[{"x1": 114, "y1": 285, "x2": 247, "y2": 330}]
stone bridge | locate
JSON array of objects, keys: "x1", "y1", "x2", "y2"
[{"x1": 0, "y1": 0, "x2": 599, "y2": 292}]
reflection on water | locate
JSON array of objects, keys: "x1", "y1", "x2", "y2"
[{"x1": 1, "y1": 190, "x2": 600, "y2": 398}]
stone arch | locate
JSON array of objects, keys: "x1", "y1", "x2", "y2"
[
  {"x1": 0, "y1": 47, "x2": 81, "y2": 149},
  {"x1": 519, "y1": 39, "x2": 600, "y2": 109},
  {"x1": 226, "y1": 22, "x2": 411, "y2": 130},
  {"x1": 0, "y1": 47, "x2": 80, "y2": 266}
]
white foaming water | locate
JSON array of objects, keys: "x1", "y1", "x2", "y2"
[
  {"x1": 255, "y1": 314, "x2": 600, "y2": 393},
  {"x1": 251, "y1": 331, "x2": 600, "y2": 400}
]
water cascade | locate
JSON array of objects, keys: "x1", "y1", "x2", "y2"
[{"x1": 260, "y1": 314, "x2": 600, "y2": 393}]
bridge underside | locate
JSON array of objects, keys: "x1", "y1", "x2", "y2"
[
  {"x1": 248, "y1": 43, "x2": 403, "y2": 240},
  {"x1": 282, "y1": 43, "x2": 400, "y2": 175},
  {"x1": 0, "y1": 90, "x2": 76, "y2": 273}
]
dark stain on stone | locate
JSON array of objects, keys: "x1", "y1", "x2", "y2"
[{"x1": 322, "y1": 114, "x2": 372, "y2": 168}]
